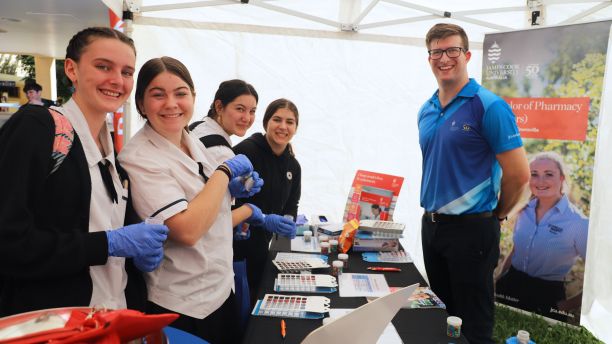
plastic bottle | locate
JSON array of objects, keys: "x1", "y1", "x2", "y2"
[{"x1": 506, "y1": 330, "x2": 535, "y2": 344}]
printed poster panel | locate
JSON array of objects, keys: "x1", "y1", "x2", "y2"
[
  {"x1": 343, "y1": 170, "x2": 404, "y2": 222},
  {"x1": 482, "y1": 20, "x2": 612, "y2": 325}
]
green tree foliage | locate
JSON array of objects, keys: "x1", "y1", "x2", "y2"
[
  {"x1": 17, "y1": 55, "x2": 36, "y2": 80},
  {"x1": 55, "y1": 60, "x2": 72, "y2": 104},
  {"x1": 526, "y1": 53, "x2": 606, "y2": 216},
  {"x1": 0, "y1": 54, "x2": 18, "y2": 75}
]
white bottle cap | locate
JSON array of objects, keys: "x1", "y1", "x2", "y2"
[
  {"x1": 517, "y1": 330, "x2": 530, "y2": 343},
  {"x1": 338, "y1": 253, "x2": 349, "y2": 260},
  {"x1": 319, "y1": 235, "x2": 329, "y2": 242},
  {"x1": 303, "y1": 230, "x2": 313, "y2": 236},
  {"x1": 333, "y1": 260, "x2": 344, "y2": 267},
  {"x1": 447, "y1": 316, "x2": 462, "y2": 327},
  {"x1": 329, "y1": 239, "x2": 338, "y2": 245}
]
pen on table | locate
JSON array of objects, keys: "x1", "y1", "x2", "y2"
[
  {"x1": 367, "y1": 267, "x2": 402, "y2": 272},
  {"x1": 281, "y1": 319, "x2": 286, "y2": 339}
]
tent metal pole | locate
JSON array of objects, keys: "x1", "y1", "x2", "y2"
[
  {"x1": 249, "y1": 0, "x2": 340, "y2": 29},
  {"x1": 558, "y1": 2, "x2": 612, "y2": 25}
]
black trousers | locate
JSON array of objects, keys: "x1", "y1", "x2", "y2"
[
  {"x1": 421, "y1": 214, "x2": 500, "y2": 344},
  {"x1": 496, "y1": 266, "x2": 566, "y2": 321},
  {"x1": 146, "y1": 292, "x2": 239, "y2": 344}
]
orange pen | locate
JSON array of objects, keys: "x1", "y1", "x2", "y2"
[
  {"x1": 281, "y1": 319, "x2": 287, "y2": 338},
  {"x1": 367, "y1": 267, "x2": 402, "y2": 272}
]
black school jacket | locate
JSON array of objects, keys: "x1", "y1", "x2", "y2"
[
  {"x1": 233, "y1": 133, "x2": 301, "y2": 260},
  {"x1": 0, "y1": 105, "x2": 144, "y2": 316}
]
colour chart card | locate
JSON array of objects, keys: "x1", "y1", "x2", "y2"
[
  {"x1": 362, "y1": 250, "x2": 412, "y2": 263},
  {"x1": 272, "y1": 259, "x2": 329, "y2": 273},
  {"x1": 251, "y1": 294, "x2": 330, "y2": 319},
  {"x1": 274, "y1": 274, "x2": 337, "y2": 293}
]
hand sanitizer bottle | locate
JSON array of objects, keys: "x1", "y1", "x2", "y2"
[{"x1": 506, "y1": 330, "x2": 535, "y2": 344}]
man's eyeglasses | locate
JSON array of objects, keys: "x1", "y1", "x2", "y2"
[{"x1": 428, "y1": 47, "x2": 466, "y2": 60}]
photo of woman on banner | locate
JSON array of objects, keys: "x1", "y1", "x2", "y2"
[{"x1": 495, "y1": 151, "x2": 588, "y2": 321}]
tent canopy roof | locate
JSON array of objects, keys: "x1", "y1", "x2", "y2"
[
  {"x1": 130, "y1": 0, "x2": 612, "y2": 48},
  {"x1": 1, "y1": 0, "x2": 610, "y2": 58}
]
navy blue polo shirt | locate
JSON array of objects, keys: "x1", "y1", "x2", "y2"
[{"x1": 418, "y1": 78, "x2": 522, "y2": 214}]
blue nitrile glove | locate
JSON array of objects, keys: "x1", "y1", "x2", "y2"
[
  {"x1": 133, "y1": 250, "x2": 164, "y2": 272},
  {"x1": 106, "y1": 222, "x2": 168, "y2": 258},
  {"x1": 263, "y1": 215, "x2": 297, "y2": 239},
  {"x1": 224, "y1": 154, "x2": 253, "y2": 178},
  {"x1": 229, "y1": 171, "x2": 264, "y2": 198},
  {"x1": 245, "y1": 203, "x2": 265, "y2": 226}
]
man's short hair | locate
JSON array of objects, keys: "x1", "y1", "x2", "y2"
[
  {"x1": 24, "y1": 82, "x2": 42, "y2": 92},
  {"x1": 425, "y1": 23, "x2": 469, "y2": 51}
]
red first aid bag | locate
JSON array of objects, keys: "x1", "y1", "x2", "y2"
[{"x1": 0, "y1": 307, "x2": 178, "y2": 344}]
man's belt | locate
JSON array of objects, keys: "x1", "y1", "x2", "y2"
[{"x1": 424, "y1": 211, "x2": 494, "y2": 223}]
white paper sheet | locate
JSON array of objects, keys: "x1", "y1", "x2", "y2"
[
  {"x1": 329, "y1": 309, "x2": 403, "y2": 344},
  {"x1": 338, "y1": 273, "x2": 390, "y2": 297},
  {"x1": 301, "y1": 284, "x2": 418, "y2": 344}
]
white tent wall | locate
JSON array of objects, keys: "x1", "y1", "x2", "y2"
[
  {"x1": 130, "y1": 23, "x2": 484, "y2": 276},
  {"x1": 581, "y1": 26, "x2": 612, "y2": 344}
]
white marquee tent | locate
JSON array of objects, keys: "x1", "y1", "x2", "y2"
[
  {"x1": 101, "y1": 1, "x2": 612, "y2": 340},
  {"x1": 3, "y1": 0, "x2": 612, "y2": 341},
  {"x1": 112, "y1": 1, "x2": 612, "y2": 341}
]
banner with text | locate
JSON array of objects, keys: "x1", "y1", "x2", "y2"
[{"x1": 482, "y1": 20, "x2": 611, "y2": 325}]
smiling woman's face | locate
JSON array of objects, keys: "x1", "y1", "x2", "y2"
[
  {"x1": 140, "y1": 71, "x2": 194, "y2": 138},
  {"x1": 529, "y1": 158, "x2": 564, "y2": 200}
]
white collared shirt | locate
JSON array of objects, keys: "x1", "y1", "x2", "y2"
[
  {"x1": 60, "y1": 99, "x2": 128, "y2": 309},
  {"x1": 118, "y1": 123, "x2": 234, "y2": 319}
]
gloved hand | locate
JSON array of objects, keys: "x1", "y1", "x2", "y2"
[
  {"x1": 233, "y1": 223, "x2": 251, "y2": 241},
  {"x1": 245, "y1": 203, "x2": 265, "y2": 226},
  {"x1": 133, "y1": 250, "x2": 164, "y2": 272},
  {"x1": 224, "y1": 154, "x2": 253, "y2": 178},
  {"x1": 106, "y1": 222, "x2": 168, "y2": 258},
  {"x1": 229, "y1": 171, "x2": 264, "y2": 198},
  {"x1": 263, "y1": 214, "x2": 297, "y2": 239}
]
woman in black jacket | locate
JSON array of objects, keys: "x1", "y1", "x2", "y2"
[{"x1": 234, "y1": 98, "x2": 301, "y2": 305}]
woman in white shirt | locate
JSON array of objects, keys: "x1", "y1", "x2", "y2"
[{"x1": 118, "y1": 56, "x2": 260, "y2": 343}]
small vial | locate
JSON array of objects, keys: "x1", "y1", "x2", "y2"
[
  {"x1": 319, "y1": 235, "x2": 329, "y2": 243},
  {"x1": 331, "y1": 260, "x2": 343, "y2": 277},
  {"x1": 338, "y1": 253, "x2": 349, "y2": 270},
  {"x1": 303, "y1": 230, "x2": 313, "y2": 243},
  {"x1": 320, "y1": 242, "x2": 330, "y2": 254},
  {"x1": 243, "y1": 175, "x2": 255, "y2": 191},
  {"x1": 329, "y1": 239, "x2": 338, "y2": 254},
  {"x1": 145, "y1": 217, "x2": 164, "y2": 225},
  {"x1": 446, "y1": 316, "x2": 462, "y2": 338}
]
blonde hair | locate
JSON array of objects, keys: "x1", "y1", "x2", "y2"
[{"x1": 529, "y1": 151, "x2": 569, "y2": 195}]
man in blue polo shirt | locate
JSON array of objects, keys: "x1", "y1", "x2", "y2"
[{"x1": 418, "y1": 23, "x2": 530, "y2": 344}]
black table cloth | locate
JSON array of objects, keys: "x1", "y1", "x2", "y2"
[{"x1": 242, "y1": 237, "x2": 469, "y2": 344}]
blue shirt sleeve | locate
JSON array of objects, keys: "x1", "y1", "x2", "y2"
[{"x1": 481, "y1": 98, "x2": 523, "y2": 154}]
